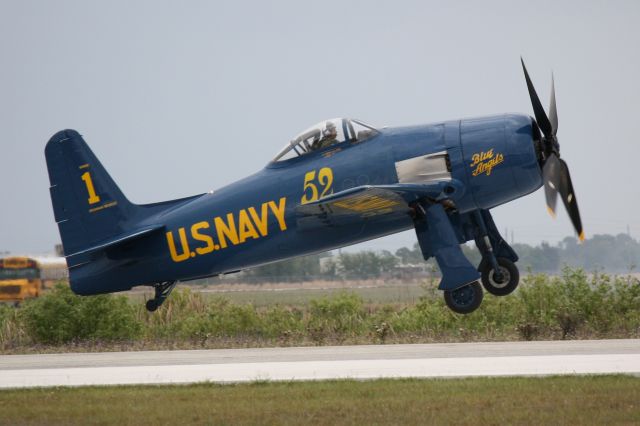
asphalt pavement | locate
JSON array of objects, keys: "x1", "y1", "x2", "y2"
[{"x1": 1, "y1": 339, "x2": 638, "y2": 388}]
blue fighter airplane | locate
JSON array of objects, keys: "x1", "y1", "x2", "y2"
[{"x1": 45, "y1": 60, "x2": 583, "y2": 314}]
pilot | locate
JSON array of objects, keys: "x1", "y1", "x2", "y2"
[{"x1": 312, "y1": 121, "x2": 338, "y2": 150}]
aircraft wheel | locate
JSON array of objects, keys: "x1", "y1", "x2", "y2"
[
  {"x1": 145, "y1": 299, "x2": 158, "y2": 312},
  {"x1": 480, "y1": 257, "x2": 519, "y2": 296},
  {"x1": 444, "y1": 282, "x2": 483, "y2": 314}
]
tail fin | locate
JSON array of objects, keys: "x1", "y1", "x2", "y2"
[
  {"x1": 45, "y1": 130, "x2": 136, "y2": 256},
  {"x1": 46, "y1": 130, "x2": 205, "y2": 294}
]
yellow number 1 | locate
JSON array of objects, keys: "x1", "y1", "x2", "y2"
[{"x1": 81, "y1": 171, "x2": 101, "y2": 205}]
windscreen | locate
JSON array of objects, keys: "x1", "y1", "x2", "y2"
[{"x1": 273, "y1": 118, "x2": 378, "y2": 162}]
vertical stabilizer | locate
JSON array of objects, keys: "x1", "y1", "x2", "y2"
[{"x1": 45, "y1": 130, "x2": 134, "y2": 256}]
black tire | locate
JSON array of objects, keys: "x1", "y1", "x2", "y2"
[
  {"x1": 444, "y1": 282, "x2": 483, "y2": 314},
  {"x1": 145, "y1": 299, "x2": 158, "y2": 312},
  {"x1": 480, "y1": 257, "x2": 519, "y2": 296}
]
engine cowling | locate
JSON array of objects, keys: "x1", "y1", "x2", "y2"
[{"x1": 447, "y1": 114, "x2": 542, "y2": 212}]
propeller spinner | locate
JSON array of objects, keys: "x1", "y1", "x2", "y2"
[{"x1": 521, "y1": 58, "x2": 584, "y2": 242}]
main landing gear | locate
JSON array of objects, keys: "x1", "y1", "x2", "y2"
[
  {"x1": 442, "y1": 257, "x2": 519, "y2": 314},
  {"x1": 444, "y1": 282, "x2": 484, "y2": 314},
  {"x1": 479, "y1": 257, "x2": 519, "y2": 296},
  {"x1": 145, "y1": 281, "x2": 177, "y2": 312},
  {"x1": 413, "y1": 203, "x2": 521, "y2": 315}
]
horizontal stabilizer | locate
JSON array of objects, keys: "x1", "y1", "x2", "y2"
[{"x1": 66, "y1": 224, "x2": 165, "y2": 267}]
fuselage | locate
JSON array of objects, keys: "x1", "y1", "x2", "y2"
[{"x1": 70, "y1": 113, "x2": 542, "y2": 294}]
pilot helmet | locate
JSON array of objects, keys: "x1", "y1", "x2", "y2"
[{"x1": 323, "y1": 121, "x2": 337, "y2": 136}]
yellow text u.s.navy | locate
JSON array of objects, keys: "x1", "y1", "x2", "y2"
[{"x1": 165, "y1": 197, "x2": 288, "y2": 263}]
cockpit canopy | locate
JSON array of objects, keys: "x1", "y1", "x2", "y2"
[{"x1": 273, "y1": 118, "x2": 379, "y2": 162}]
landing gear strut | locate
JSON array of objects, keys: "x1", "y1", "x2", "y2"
[
  {"x1": 145, "y1": 281, "x2": 177, "y2": 312},
  {"x1": 412, "y1": 204, "x2": 520, "y2": 314},
  {"x1": 473, "y1": 210, "x2": 520, "y2": 296}
]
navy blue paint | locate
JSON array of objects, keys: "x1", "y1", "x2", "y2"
[{"x1": 45, "y1": 113, "x2": 542, "y2": 296}]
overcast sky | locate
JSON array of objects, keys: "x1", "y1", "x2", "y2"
[{"x1": 1, "y1": 0, "x2": 639, "y2": 255}]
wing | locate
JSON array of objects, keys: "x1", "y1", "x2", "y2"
[{"x1": 295, "y1": 180, "x2": 465, "y2": 230}]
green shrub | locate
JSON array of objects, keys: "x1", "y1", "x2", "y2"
[
  {"x1": 142, "y1": 288, "x2": 210, "y2": 340},
  {"x1": 0, "y1": 304, "x2": 24, "y2": 349},
  {"x1": 207, "y1": 303, "x2": 263, "y2": 337},
  {"x1": 2, "y1": 268, "x2": 639, "y2": 351},
  {"x1": 0, "y1": 303, "x2": 13, "y2": 329},
  {"x1": 306, "y1": 292, "x2": 366, "y2": 342},
  {"x1": 19, "y1": 284, "x2": 141, "y2": 344},
  {"x1": 515, "y1": 273, "x2": 563, "y2": 338},
  {"x1": 262, "y1": 305, "x2": 304, "y2": 340},
  {"x1": 512, "y1": 269, "x2": 640, "y2": 339}
]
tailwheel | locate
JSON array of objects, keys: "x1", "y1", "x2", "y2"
[
  {"x1": 480, "y1": 257, "x2": 520, "y2": 296},
  {"x1": 145, "y1": 281, "x2": 176, "y2": 312},
  {"x1": 443, "y1": 282, "x2": 483, "y2": 314},
  {"x1": 145, "y1": 299, "x2": 159, "y2": 312}
]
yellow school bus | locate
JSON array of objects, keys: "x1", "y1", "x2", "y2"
[{"x1": 0, "y1": 256, "x2": 68, "y2": 304}]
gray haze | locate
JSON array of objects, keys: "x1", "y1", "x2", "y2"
[{"x1": 1, "y1": 0, "x2": 639, "y2": 255}]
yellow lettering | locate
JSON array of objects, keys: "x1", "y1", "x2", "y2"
[
  {"x1": 470, "y1": 149, "x2": 495, "y2": 167},
  {"x1": 176, "y1": 200, "x2": 289, "y2": 256},
  {"x1": 238, "y1": 209, "x2": 260, "y2": 243},
  {"x1": 482, "y1": 149, "x2": 493, "y2": 161},
  {"x1": 471, "y1": 152, "x2": 504, "y2": 177},
  {"x1": 248, "y1": 204, "x2": 269, "y2": 237},
  {"x1": 191, "y1": 221, "x2": 215, "y2": 255},
  {"x1": 268, "y1": 197, "x2": 288, "y2": 231},
  {"x1": 166, "y1": 228, "x2": 190, "y2": 262},
  {"x1": 214, "y1": 213, "x2": 239, "y2": 249}
]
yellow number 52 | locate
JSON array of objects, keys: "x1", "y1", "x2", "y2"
[{"x1": 301, "y1": 167, "x2": 334, "y2": 205}]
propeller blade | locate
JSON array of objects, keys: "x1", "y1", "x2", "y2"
[
  {"x1": 549, "y1": 73, "x2": 558, "y2": 136},
  {"x1": 522, "y1": 60, "x2": 583, "y2": 241},
  {"x1": 557, "y1": 159, "x2": 584, "y2": 241},
  {"x1": 521, "y1": 58, "x2": 553, "y2": 138},
  {"x1": 542, "y1": 153, "x2": 561, "y2": 217}
]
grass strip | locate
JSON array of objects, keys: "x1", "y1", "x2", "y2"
[{"x1": 0, "y1": 375, "x2": 639, "y2": 425}]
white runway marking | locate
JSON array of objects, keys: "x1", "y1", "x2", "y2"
[{"x1": 1, "y1": 340, "x2": 639, "y2": 389}]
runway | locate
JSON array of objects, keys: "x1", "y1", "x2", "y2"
[{"x1": 1, "y1": 339, "x2": 639, "y2": 389}]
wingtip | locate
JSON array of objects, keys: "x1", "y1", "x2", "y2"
[
  {"x1": 579, "y1": 231, "x2": 585, "y2": 243},
  {"x1": 546, "y1": 206, "x2": 556, "y2": 219}
]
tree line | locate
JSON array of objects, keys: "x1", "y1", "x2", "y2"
[{"x1": 221, "y1": 233, "x2": 640, "y2": 283}]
